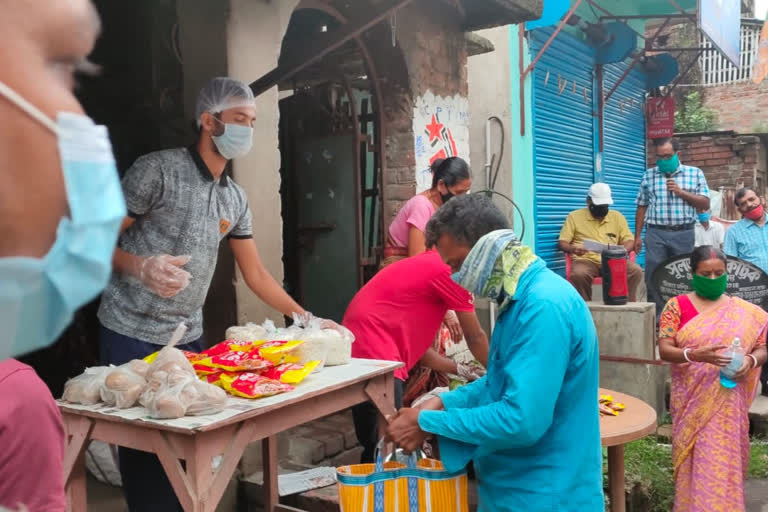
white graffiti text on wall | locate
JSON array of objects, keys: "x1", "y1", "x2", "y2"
[{"x1": 413, "y1": 92, "x2": 470, "y2": 193}]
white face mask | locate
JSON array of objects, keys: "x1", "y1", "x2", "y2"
[
  {"x1": 211, "y1": 117, "x2": 253, "y2": 159},
  {"x1": 0, "y1": 81, "x2": 126, "y2": 359}
]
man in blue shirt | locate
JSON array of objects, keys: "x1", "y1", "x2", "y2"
[
  {"x1": 635, "y1": 137, "x2": 710, "y2": 318},
  {"x1": 724, "y1": 186, "x2": 768, "y2": 394},
  {"x1": 386, "y1": 194, "x2": 604, "y2": 511}
]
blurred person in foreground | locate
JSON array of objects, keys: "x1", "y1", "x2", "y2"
[
  {"x1": 658, "y1": 246, "x2": 767, "y2": 511},
  {"x1": 0, "y1": 0, "x2": 118, "y2": 510},
  {"x1": 386, "y1": 194, "x2": 604, "y2": 511}
]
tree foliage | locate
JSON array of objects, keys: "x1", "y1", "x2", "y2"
[{"x1": 675, "y1": 91, "x2": 718, "y2": 133}]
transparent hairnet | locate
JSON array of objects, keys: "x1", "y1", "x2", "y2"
[{"x1": 195, "y1": 77, "x2": 256, "y2": 127}]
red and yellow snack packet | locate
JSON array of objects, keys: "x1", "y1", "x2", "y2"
[
  {"x1": 199, "y1": 339, "x2": 257, "y2": 358},
  {"x1": 193, "y1": 360, "x2": 222, "y2": 376},
  {"x1": 220, "y1": 372, "x2": 294, "y2": 399},
  {"x1": 256, "y1": 340, "x2": 303, "y2": 364},
  {"x1": 143, "y1": 349, "x2": 202, "y2": 365},
  {"x1": 198, "y1": 350, "x2": 273, "y2": 372},
  {"x1": 262, "y1": 361, "x2": 319, "y2": 384},
  {"x1": 201, "y1": 371, "x2": 225, "y2": 388}
]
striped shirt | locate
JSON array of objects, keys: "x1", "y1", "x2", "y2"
[
  {"x1": 724, "y1": 216, "x2": 768, "y2": 274},
  {"x1": 636, "y1": 165, "x2": 709, "y2": 226}
]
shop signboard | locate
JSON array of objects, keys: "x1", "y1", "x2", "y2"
[{"x1": 646, "y1": 97, "x2": 675, "y2": 139}]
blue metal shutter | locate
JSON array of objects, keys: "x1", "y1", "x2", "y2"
[
  {"x1": 531, "y1": 28, "x2": 596, "y2": 274},
  {"x1": 601, "y1": 63, "x2": 647, "y2": 260}
]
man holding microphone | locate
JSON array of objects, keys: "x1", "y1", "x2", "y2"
[{"x1": 635, "y1": 137, "x2": 710, "y2": 317}]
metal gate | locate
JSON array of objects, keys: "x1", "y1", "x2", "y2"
[
  {"x1": 602, "y1": 62, "x2": 647, "y2": 256},
  {"x1": 531, "y1": 28, "x2": 596, "y2": 274}
]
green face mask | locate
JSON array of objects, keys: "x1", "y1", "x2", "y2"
[
  {"x1": 657, "y1": 154, "x2": 680, "y2": 175},
  {"x1": 691, "y1": 273, "x2": 728, "y2": 300}
]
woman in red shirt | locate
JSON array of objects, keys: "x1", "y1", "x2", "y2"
[{"x1": 344, "y1": 249, "x2": 488, "y2": 462}]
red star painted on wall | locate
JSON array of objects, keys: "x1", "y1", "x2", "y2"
[{"x1": 425, "y1": 114, "x2": 443, "y2": 142}]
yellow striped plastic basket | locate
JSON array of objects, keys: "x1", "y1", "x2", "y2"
[{"x1": 337, "y1": 457, "x2": 468, "y2": 512}]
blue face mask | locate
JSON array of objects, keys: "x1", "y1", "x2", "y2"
[
  {"x1": 698, "y1": 212, "x2": 711, "y2": 223},
  {"x1": 212, "y1": 118, "x2": 253, "y2": 159},
  {"x1": 0, "y1": 81, "x2": 126, "y2": 359}
]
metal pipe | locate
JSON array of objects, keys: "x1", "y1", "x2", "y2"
[
  {"x1": 484, "y1": 118, "x2": 496, "y2": 334},
  {"x1": 666, "y1": 0, "x2": 698, "y2": 25},
  {"x1": 522, "y1": 0, "x2": 584, "y2": 78},
  {"x1": 604, "y1": 16, "x2": 672, "y2": 104},
  {"x1": 519, "y1": 25, "x2": 526, "y2": 135},
  {"x1": 485, "y1": 119, "x2": 492, "y2": 189},
  {"x1": 585, "y1": 0, "x2": 647, "y2": 41},
  {"x1": 599, "y1": 14, "x2": 691, "y2": 20}
]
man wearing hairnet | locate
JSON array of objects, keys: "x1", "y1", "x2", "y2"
[{"x1": 97, "y1": 77, "x2": 314, "y2": 510}]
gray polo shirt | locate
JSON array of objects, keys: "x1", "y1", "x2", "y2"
[{"x1": 98, "y1": 146, "x2": 253, "y2": 345}]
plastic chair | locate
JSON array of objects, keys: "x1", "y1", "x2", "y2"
[{"x1": 565, "y1": 251, "x2": 636, "y2": 285}]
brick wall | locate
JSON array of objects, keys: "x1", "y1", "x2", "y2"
[
  {"x1": 365, "y1": 0, "x2": 468, "y2": 226},
  {"x1": 701, "y1": 81, "x2": 768, "y2": 134},
  {"x1": 674, "y1": 133, "x2": 767, "y2": 191},
  {"x1": 648, "y1": 133, "x2": 768, "y2": 192}
]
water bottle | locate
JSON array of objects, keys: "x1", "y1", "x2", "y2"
[{"x1": 720, "y1": 338, "x2": 744, "y2": 389}]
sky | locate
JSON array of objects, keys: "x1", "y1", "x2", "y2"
[{"x1": 757, "y1": 0, "x2": 768, "y2": 19}]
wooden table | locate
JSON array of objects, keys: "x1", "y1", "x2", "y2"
[
  {"x1": 600, "y1": 388, "x2": 658, "y2": 512},
  {"x1": 59, "y1": 359, "x2": 401, "y2": 512}
]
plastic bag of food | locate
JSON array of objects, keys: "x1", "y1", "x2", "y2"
[
  {"x1": 262, "y1": 361, "x2": 320, "y2": 384},
  {"x1": 138, "y1": 323, "x2": 228, "y2": 418},
  {"x1": 306, "y1": 328, "x2": 352, "y2": 366},
  {"x1": 197, "y1": 349, "x2": 273, "y2": 372},
  {"x1": 256, "y1": 340, "x2": 303, "y2": 364},
  {"x1": 260, "y1": 318, "x2": 303, "y2": 342},
  {"x1": 220, "y1": 372, "x2": 294, "y2": 399},
  {"x1": 63, "y1": 366, "x2": 112, "y2": 405},
  {"x1": 225, "y1": 323, "x2": 268, "y2": 342},
  {"x1": 179, "y1": 379, "x2": 228, "y2": 415},
  {"x1": 100, "y1": 360, "x2": 150, "y2": 408},
  {"x1": 140, "y1": 368, "x2": 228, "y2": 419},
  {"x1": 411, "y1": 386, "x2": 449, "y2": 408},
  {"x1": 294, "y1": 340, "x2": 329, "y2": 372}
]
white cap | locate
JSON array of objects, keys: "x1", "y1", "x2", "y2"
[{"x1": 588, "y1": 183, "x2": 613, "y2": 205}]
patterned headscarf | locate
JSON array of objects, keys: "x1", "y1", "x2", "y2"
[{"x1": 452, "y1": 229, "x2": 538, "y2": 309}]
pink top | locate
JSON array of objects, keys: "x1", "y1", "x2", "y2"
[
  {"x1": 344, "y1": 250, "x2": 474, "y2": 380},
  {"x1": 388, "y1": 194, "x2": 437, "y2": 248},
  {"x1": 0, "y1": 359, "x2": 66, "y2": 512}
]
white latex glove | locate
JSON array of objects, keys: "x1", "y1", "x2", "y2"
[
  {"x1": 135, "y1": 255, "x2": 192, "y2": 298},
  {"x1": 293, "y1": 311, "x2": 315, "y2": 328},
  {"x1": 293, "y1": 312, "x2": 355, "y2": 342},
  {"x1": 457, "y1": 363, "x2": 486, "y2": 382}
]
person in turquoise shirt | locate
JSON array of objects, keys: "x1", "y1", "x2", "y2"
[{"x1": 386, "y1": 194, "x2": 604, "y2": 511}]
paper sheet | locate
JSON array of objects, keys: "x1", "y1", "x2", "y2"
[{"x1": 582, "y1": 239, "x2": 609, "y2": 253}]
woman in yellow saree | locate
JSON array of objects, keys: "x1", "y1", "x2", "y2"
[{"x1": 659, "y1": 246, "x2": 768, "y2": 511}]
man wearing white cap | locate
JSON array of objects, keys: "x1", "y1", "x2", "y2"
[{"x1": 558, "y1": 183, "x2": 643, "y2": 301}]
